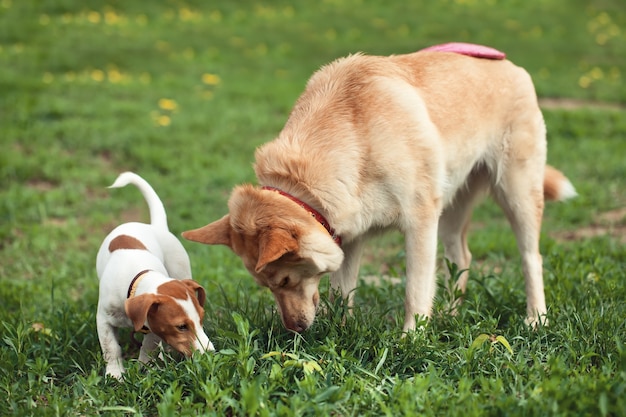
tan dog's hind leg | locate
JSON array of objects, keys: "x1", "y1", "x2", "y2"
[
  {"x1": 494, "y1": 184, "x2": 547, "y2": 327},
  {"x1": 438, "y1": 167, "x2": 490, "y2": 310},
  {"x1": 492, "y1": 123, "x2": 548, "y2": 327}
]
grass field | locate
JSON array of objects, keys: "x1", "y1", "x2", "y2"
[{"x1": 1, "y1": 1, "x2": 625, "y2": 415}]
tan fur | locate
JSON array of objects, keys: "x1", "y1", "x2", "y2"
[
  {"x1": 184, "y1": 50, "x2": 576, "y2": 332},
  {"x1": 108, "y1": 234, "x2": 147, "y2": 252}
]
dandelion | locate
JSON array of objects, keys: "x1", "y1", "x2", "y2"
[
  {"x1": 87, "y1": 11, "x2": 101, "y2": 24},
  {"x1": 179, "y1": 7, "x2": 200, "y2": 22},
  {"x1": 202, "y1": 73, "x2": 221, "y2": 85},
  {"x1": 157, "y1": 115, "x2": 171, "y2": 126},
  {"x1": 39, "y1": 14, "x2": 50, "y2": 25},
  {"x1": 105, "y1": 11, "x2": 120, "y2": 25},
  {"x1": 42, "y1": 72, "x2": 54, "y2": 84},
  {"x1": 91, "y1": 69, "x2": 105, "y2": 82},
  {"x1": 589, "y1": 67, "x2": 604, "y2": 80},
  {"x1": 107, "y1": 68, "x2": 124, "y2": 83},
  {"x1": 158, "y1": 98, "x2": 178, "y2": 111},
  {"x1": 578, "y1": 76, "x2": 592, "y2": 89}
]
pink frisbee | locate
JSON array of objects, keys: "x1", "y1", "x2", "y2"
[{"x1": 421, "y1": 42, "x2": 506, "y2": 60}]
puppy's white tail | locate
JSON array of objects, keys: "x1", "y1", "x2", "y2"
[
  {"x1": 544, "y1": 165, "x2": 577, "y2": 201},
  {"x1": 109, "y1": 172, "x2": 169, "y2": 230}
]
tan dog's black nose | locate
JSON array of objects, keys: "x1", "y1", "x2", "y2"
[{"x1": 284, "y1": 318, "x2": 309, "y2": 333}]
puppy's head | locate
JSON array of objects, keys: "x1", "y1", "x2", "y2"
[
  {"x1": 125, "y1": 279, "x2": 214, "y2": 355},
  {"x1": 182, "y1": 185, "x2": 344, "y2": 332}
]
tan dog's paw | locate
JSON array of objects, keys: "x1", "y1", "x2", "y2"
[{"x1": 525, "y1": 314, "x2": 549, "y2": 329}]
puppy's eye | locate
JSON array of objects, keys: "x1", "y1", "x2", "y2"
[
  {"x1": 176, "y1": 324, "x2": 189, "y2": 332},
  {"x1": 279, "y1": 276, "x2": 290, "y2": 288}
]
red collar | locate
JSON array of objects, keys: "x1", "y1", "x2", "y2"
[{"x1": 262, "y1": 186, "x2": 341, "y2": 246}]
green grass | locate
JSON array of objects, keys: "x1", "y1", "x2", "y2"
[{"x1": 1, "y1": 0, "x2": 626, "y2": 415}]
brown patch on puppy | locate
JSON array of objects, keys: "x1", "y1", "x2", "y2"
[{"x1": 109, "y1": 234, "x2": 147, "y2": 252}]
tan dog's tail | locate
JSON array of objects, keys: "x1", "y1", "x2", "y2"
[
  {"x1": 109, "y1": 172, "x2": 169, "y2": 230},
  {"x1": 544, "y1": 165, "x2": 577, "y2": 201}
]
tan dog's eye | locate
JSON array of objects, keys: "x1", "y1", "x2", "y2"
[
  {"x1": 176, "y1": 324, "x2": 189, "y2": 332},
  {"x1": 279, "y1": 276, "x2": 290, "y2": 288}
]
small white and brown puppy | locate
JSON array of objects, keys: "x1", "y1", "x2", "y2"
[
  {"x1": 96, "y1": 172, "x2": 214, "y2": 379},
  {"x1": 183, "y1": 43, "x2": 576, "y2": 333}
]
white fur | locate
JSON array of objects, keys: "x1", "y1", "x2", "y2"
[{"x1": 96, "y1": 172, "x2": 213, "y2": 379}]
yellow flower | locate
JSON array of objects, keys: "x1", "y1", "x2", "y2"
[
  {"x1": 158, "y1": 98, "x2": 178, "y2": 111},
  {"x1": 157, "y1": 115, "x2": 171, "y2": 126},
  {"x1": 91, "y1": 69, "x2": 105, "y2": 82},
  {"x1": 202, "y1": 73, "x2": 221, "y2": 85},
  {"x1": 578, "y1": 76, "x2": 591, "y2": 89},
  {"x1": 42, "y1": 72, "x2": 54, "y2": 84},
  {"x1": 107, "y1": 68, "x2": 124, "y2": 83},
  {"x1": 87, "y1": 11, "x2": 101, "y2": 24},
  {"x1": 589, "y1": 67, "x2": 604, "y2": 80},
  {"x1": 105, "y1": 11, "x2": 120, "y2": 25}
]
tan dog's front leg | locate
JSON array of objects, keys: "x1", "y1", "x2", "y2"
[
  {"x1": 329, "y1": 238, "x2": 364, "y2": 307},
  {"x1": 403, "y1": 216, "x2": 439, "y2": 332}
]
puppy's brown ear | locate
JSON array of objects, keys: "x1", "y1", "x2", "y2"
[
  {"x1": 255, "y1": 228, "x2": 299, "y2": 273},
  {"x1": 182, "y1": 215, "x2": 232, "y2": 247},
  {"x1": 181, "y1": 279, "x2": 206, "y2": 306},
  {"x1": 125, "y1": 295, "x2": 160, "y2": 332}
]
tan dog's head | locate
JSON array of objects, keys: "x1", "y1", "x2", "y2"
[
  {"x1": 125, "y1": 279, "x2": 214, "y2": 355},
  {"x1": 183, "y1": 185, "x2": 344, "y2": 332}
]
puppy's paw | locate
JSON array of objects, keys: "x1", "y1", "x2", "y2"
[{"x1": 105, "y1": 364, "x2": 124, "y2": 380}]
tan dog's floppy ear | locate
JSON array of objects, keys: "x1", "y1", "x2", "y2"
[
  {"x1": 182, "y1": 215, "x2": 232, "y2": 247},
  {"x1": 125, "y1": 295, "x2": 160, "y2": 332},
  {"x1": 255, "y1": 228, "x2": 299, "y2": 273},
  {"x1": 181, "y1": 279, "x2": 206, "y2": 306}
]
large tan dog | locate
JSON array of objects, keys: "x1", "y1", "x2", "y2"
[{"x1": 183, "y1": 43, "x2": 576, "y2": 333}]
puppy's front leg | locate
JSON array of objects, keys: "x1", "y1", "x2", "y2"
[
  {"x1": 138, "y1": 332, "x2": 162, "y2": 363},
  {"x1": 403, "y1": 214, "x2": 439, "y2": 332},
  {"x1": 96, "y1": 316, "x2": 125, "y2": 379}
]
